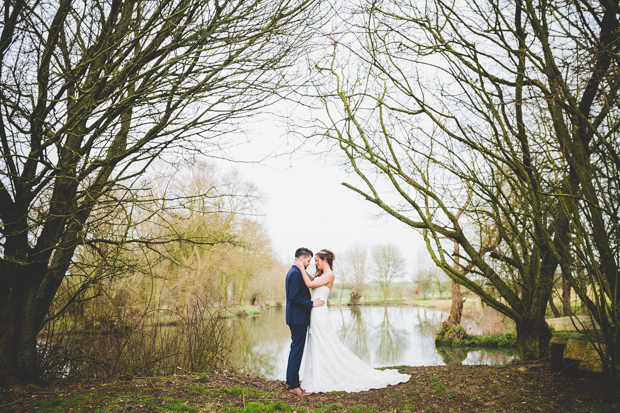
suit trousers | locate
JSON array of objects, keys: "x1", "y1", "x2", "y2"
[{"x1": 286, "y1": 324, "x2": 308, "y2": 389}]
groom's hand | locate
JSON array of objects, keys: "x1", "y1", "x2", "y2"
[{"x1": 313, "y1": 298, "x2": 325, "y2": 307}]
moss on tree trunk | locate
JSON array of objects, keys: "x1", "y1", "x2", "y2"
[{"x1": 516, "y1": 319, "x2": 552, "y2": 360}]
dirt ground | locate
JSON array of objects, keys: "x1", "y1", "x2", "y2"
[{"x1": 0, "y1": 364, "x2": 614, "y2": 412}]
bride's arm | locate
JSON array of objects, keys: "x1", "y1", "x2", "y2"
[{"x1": 294, "y1": 259, "x2": 334, "y2": 288}]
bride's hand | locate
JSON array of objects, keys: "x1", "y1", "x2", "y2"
[{"x1": 294, "y1": 258, "x2": 304, "y2": 271}]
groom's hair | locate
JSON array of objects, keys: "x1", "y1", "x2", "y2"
[{"x1": 295, "y1": 247, "x2": 313, "y2": 259}]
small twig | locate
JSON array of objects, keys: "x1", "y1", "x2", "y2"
[
  {"x1": 521, "y1": 357, "x2": 550, "y2": 371},
  {"x1": 226, "y1": 375, "x2": 241, "y2": 383},
  {"x1": 558, "y1": 361, "x2": 581, "y2": 374},
  {"x1": 176, "y1": 367, "x2": 194, "y2": 374},
  {"x1": 482, "y1": 376, "x2": 493, "y2": 384},
  {"x1": 0, "y1": 401, "x2": 23, "y2": 409}
]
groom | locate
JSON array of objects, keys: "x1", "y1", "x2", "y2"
[{"x1": 285, "y1": 247, "x2": 324, "y2": 396}]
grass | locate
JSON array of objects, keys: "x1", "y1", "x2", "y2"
[
  {"x1": 319, "y1": 402, "x2": 344, "y2": 409},
  {"x1": 158, "y1": 401, "x2": 199, "y2": 412},
  {"x1": 3, "y1": 364, "x2": 614, "y2": 413},
  {"x1": 436, "y1": 330, "x2": 517, "y2": 348},
  {"x1": 403, "y1": 396, "x2": 420, "y2": 410},
  {"x1": 327, "y1": 282, "x2": 459, "y2": 306},
  {"x1": 186, "y1": 384, "x2": 272, "y2": 398},
  {"x1": 226, "y1": 306, "x2": 261, "y2": 317},
  {"x1": 225, "y1": 400, "x2": 292, "y2": 412},
  {"x1": 551, "y1": 329, "x2": 605, "y2": 343},
  {"x1": 309, "y1": 404, "x2": 345, "y2": 413},
  {"x1": 186, "y1": 384, "x2": 225, "y2": 396},
  {"x1": 346, "y1": 408, "x2": 378, "y2": 413},
  {"x1": 32, "y1": 395, "x2": 88, "y2": 410}
]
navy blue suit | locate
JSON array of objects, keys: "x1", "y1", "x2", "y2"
[{"x1": 285, "y1": 265, "x2": 313, "y2": 389}]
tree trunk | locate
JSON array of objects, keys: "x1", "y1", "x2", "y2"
[
  {"x1": 0, "y1": 272, "x2": 41, "y2": 384},
  {"x1": 348, "y1": 291, "x2": 362, "y2": 306},
  {"x1": 448, "y1": 281, "x2": 464, "y2": 326},
  {"x1": 446, "y1": 241, "x2": 464, "y2": 327},
  {"x1": 576, "y1": 267, "x2": 589, "y2": 316},
  {"x1": 562, "y1": 275, "x2": 571, "y2": 316},
  {"x1": 516, "y1": 318, "x2": 552, "y2": 360},
  {"x1": 382, "y1": 284, "x2": 388, "y2": 306},
  {"x1": 549, "y1": 295, "x2": 561, "y2": 318}
]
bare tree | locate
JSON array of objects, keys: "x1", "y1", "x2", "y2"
[
  {"x1": 311, "y1": 0, "x2": 619, "y2": 371},
  {"x1": 433, "y1": 267, "x2": 449, "y2": 299},
  {"x1": 371, "y1": 243, "x2": 406, "y2": 305},
  {"x1": 412, "y1": 268, "x2": 434, "y2": 299},
  {"x1": 340, "y1": 244, "x2": 368, "y2": 305},
  {"x1": 0, "y1": 0, "x2": 320, "y2": 383}
]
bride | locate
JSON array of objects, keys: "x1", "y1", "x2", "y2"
[{"x1": 293, "y1": 249, "x2": 410, "y2": 393}]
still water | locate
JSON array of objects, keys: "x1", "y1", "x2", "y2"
[{"x1": 233, "y1": 306, "x2": 517, "y2": 380}]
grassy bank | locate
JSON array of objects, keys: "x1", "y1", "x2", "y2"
[
  {"x1": 435, "y1": 321, "x2": 604, "y2": 349},
  {"x1": 551, "y1": 329, "x2": 605, "y2": 343},
  {"x1": 328, "y1": 299, "x2": 409, "y2": 307},
  {"x1": 405, "y1": 297, "x2": 485, "y2": 313},
  {"x1": 327, "y1": 297, "x2": 477, "y2": 310},
  {"x1": 436, "y1": 331, "x2": 518, "y2": 348},
  {"x1": 226, "y1": 306, "x2": 261, "y2": 318},
  {"x1": 0, "y1": 364, "x2": 613, "y2": 412}
]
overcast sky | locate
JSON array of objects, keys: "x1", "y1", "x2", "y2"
[{"x1": 220, "y1": 113, "x2": 426, "y2": 280}]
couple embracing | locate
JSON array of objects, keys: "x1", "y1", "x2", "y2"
[{"x1": 285, "y1": 248, "x2": 410, "y2": 396}]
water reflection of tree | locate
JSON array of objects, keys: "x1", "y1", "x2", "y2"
[
  {"x1": 436, "y1": 347, "x2": 469, "y2": 365},
  {"x1": 231, "y1": 307, "x2": 518, "y2": 379},
  {"x1": 437, "y1": 346, "x2": 517, "y2": 366},
  {"x1": 415, "y1": 308, "x2": 444, "y2": 337},
  {"x1": 375, "y1": 307, "x2": 407, "y2": 364},
  {"x1": 233, "y1": 309, "x2": 290, "y2": 377},
  {"x1": 463, "y1": 348, "x2": 518, "y2": 365},
  {"x1": 338, "y1": 307, "x2": 370, "y2": 361}
]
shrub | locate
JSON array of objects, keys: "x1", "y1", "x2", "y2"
[{"x1": 37, "y1": 297, "x2": 239, "y2": 379}]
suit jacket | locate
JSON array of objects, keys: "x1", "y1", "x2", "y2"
[{"x1": 285, "y1": 265, "x2": 313, "y2": 325}]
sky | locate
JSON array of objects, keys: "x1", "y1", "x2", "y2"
[{"x1": 220, "y1": 113, "x2": 426, "y2": 279}]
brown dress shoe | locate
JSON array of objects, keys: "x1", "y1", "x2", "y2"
[
  {"x1": 288, "y1": 387, "x2": 312, "y2": 396},
  {"x1": 284, "y1": 383, "x2": 290, "y2": 390}
]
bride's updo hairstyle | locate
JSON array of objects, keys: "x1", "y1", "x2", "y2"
[{"x1": 315, "y1": 249, "x2": 335, "y2": 278}]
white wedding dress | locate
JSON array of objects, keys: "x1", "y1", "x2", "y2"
[{"x1": 301, "y1": 285, "x2": 410, "y2": 393}]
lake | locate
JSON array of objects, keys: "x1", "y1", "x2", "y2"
[{"x1": 233, "y1": 306, "x2": 517, "y2": 380}]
